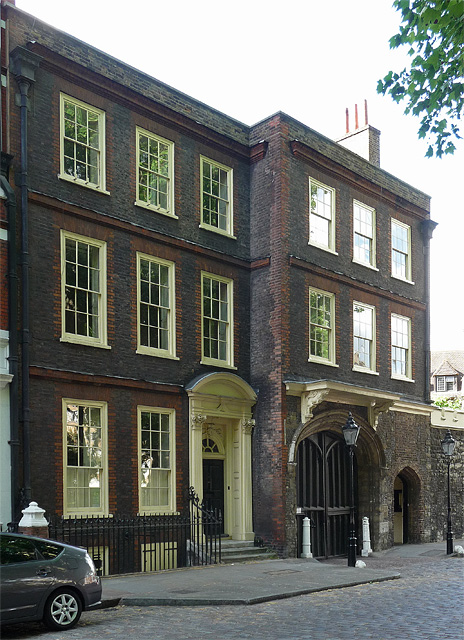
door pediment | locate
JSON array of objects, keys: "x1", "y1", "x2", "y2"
[{"x1": 187, "y1": 372, "x2": 257, "y2": 419}]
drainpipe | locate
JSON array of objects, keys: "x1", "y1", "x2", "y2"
[
  {"x1": 1, "y1": 152, "x2": 19, "y2": 521},
  {"x1": 422, "y1": 218, "x2": 438, "y2": 404},
  {"x1": 9, "y1": 46, "x2": 41, "y2": 507}
]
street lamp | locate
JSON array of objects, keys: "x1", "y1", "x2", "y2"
[
  {"x1": 440, "y1": 429, "x2": 456, "y2": 555},
  {"x1": 342, "y1": 412, "x2": 360, "y2": 567}
]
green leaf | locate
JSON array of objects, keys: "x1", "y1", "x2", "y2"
[{"x1": 378, "y1": 0, "x2": 463, "y2": 157}]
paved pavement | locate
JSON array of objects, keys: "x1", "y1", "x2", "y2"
[{"x1": 100, "y1": 539, "x2": 463, "y2": 607}]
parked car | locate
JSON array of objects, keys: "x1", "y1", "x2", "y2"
[{"x1": 0, "y1": 532, "x2": 102, "y2": 630}]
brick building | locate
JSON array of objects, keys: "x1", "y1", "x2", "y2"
[
  {"x1": 1, "y1": 2, "x2": 462, "y2": 556},
  {"x1": 431, "y1": 351, "x2": 464, "y2": 408}
]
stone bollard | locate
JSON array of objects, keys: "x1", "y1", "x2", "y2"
[
  {"x1": 361, "y1": 516, "x2": 372, "y2": 557},
  {"x1": 301, "y1": 516, "x2": 313, "y2": 558},
  {"x1": 18, "y1": 501, "x2": 49, "y2": 538}
]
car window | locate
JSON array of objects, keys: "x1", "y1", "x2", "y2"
[
  {"x1": 34, "y1": 539, "x2": 64, "y2": 559},
  {"x1": 0, "y1": 536, "x2": 38, "y2": 564}
]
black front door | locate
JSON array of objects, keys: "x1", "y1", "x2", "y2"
[
  {"x1": 297, "y1": 431, "x2": 357, "y2": 558},
  {"x1": 203, "y1": 459, "x2": 225, "y2": 533}
]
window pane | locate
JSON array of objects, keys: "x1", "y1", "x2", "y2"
[
  {"x1": 139, "y1": 411, "x2": 172, "y2": 508},
  {"x1": 391, "y1": 315, "x2": 410, "y2": 376},
  {"x1": 63, "y1": 236, "x2": 103, "y2": 341},
  {"x1": 62, "y1": 99, "x2": 101, "y2": 185},
  {"x1": 309, "y1": 290, "x2": 333, "y2": 361},
  {"x1": 354, "y1": 305, "x2": 373, "y2": 368},
  {"x1": 137, "y1": 132, "x2": 171, "y2": 209},
  {"x1": 65, "y1": 403, "x2": 103, "y2": 512},
  {"x1": 202, "y1": 276, "x2": 230, "y2": 362},
  {"x1": 202, "y1": 159, "x2": 230, "y2": 230},
  {"x1": 138, "y1": 257, "x2": 172, "y2": 353},
  {"x1": 392, "y1": 221, "x2": 410, "y2": 278}
]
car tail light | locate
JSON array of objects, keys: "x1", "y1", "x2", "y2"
[{"x1": 83, "y1": 552, "x2": 100, "y2": 584}]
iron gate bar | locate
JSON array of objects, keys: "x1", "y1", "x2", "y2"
[
  {"x1": 297, "y1": 432, "x2": 358, "y2": 559},
  {"x1": 48, "y1": 489, "x2": 221, "y2": 576}
]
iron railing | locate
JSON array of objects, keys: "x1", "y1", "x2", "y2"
[{"x1": 46, "y1": 487, "x2": 221, "y2": 576}]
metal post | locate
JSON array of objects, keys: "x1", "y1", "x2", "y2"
[
  {"x1": 446, "y1": 458, "x2": 453, "y2": 555},
  {"x1": 361, "y1": 516, "x2": 372, "y2": 557},
  {"x1": 348, "y1": 446, "x2": 357, "y2": 567},
  {"x1": 301, "y1": 517, "x2": 313, "y2": 558},
  {"x1": 342, "y1": 413, "x2": 359, "y2": 568},
  {"x1": 441, "y1": 429, "x2": 455, "y2": 555}
]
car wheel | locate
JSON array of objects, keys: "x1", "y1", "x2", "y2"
[{"x1": 43, "y1": 588, "x2": 82, "y2": 630}]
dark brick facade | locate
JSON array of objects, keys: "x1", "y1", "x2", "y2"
[{"x1": 1, "y1": 4, "x2": 462, "y2": 555}]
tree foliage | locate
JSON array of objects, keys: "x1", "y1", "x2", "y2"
[
  {"x1": 433, "y1": 396, "x2": 463, "y2": 410},
  {"x1": 377, "y1": 0, "x2": 464, "y2": 158}
]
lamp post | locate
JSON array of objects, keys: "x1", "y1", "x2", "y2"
[
  {"x1": 440, "y1": 429, "x2": 456, "y2": 555},
  {"x1": 342, "y1": 412, "x2": 360, "y2": 567}
]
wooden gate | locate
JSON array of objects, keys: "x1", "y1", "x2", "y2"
[{"x1": 297, "y1": 431, "x2": 357, "y2": 558}]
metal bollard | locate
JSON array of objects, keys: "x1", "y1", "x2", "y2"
[
  {"x1": 301, "y1": 516, "x2": 313, "y2": 558},
  {"x1": 361, "y1": 516, "x2": 372, "y2": 557}
]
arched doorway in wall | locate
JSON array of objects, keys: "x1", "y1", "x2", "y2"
[
  {"x1": 291, "y1": 408, "x2": 385, "y2": 559},
  {"x1": 393, "y1": 467, "x2": 421, "y2": 544},
  {"x1": 296, "y1": 431, "x2": 358, "y2": 558},
  {"x1": 394, "y1": 474, "x2": 408, "y2": 544}
]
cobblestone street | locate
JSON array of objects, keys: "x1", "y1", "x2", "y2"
[{"x1": 2, "y1": 554, "x2": 463, "y2": 640}]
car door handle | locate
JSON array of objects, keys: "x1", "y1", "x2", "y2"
[{"x1": 36, "y1": 568, "x2": 51, "y2": 577}]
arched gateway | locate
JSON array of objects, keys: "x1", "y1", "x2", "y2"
[
  {"x1": 186, "y1": 373, "x2": 257, "y2": 541},
  {"x1": 296, "y1": 430, "x2": 357, "y2": 558},
  {"x1": 290, "y1": 409, "x2": 385, "y2": 559}
]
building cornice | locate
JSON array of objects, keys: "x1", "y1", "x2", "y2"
[
  {"x1": 389, "y1": 400, "x2": 434, "y2": 416},
  {"x1": 29, "y1": 365, "x2": 183, "y2": 393},
  {"x1": 290, "y1": 139, "x2": 430, "y2": 220},
  {"x1": 26, "y1": 41, "x2": 254, "y2": 161},
  {"x1": 430, "y1": 406, "x2": 464, "y2": 429},
  {"x1": 284, "y1": 379, "x2": 436, "y2": 428},
  {"x1": 289, "y1": 256, "x2": 426, "y2": 311},
  {"x1": 284, "y1": 379, "x2": 401, "y2": 428},
  {"x1": 29, "y1": 191, "x2": 252, "y2": 270}
]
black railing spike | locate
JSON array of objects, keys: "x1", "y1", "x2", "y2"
[{"x1": 48, "y1": 501, "x2": 222, "y2": 576}]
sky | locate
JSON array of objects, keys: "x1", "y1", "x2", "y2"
[{"x1": 15, "y1": 0, "x2": 464, "y2": 351}]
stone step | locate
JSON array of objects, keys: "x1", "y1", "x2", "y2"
[
  {"x1": 221, "y1": 551, "x2": 277, "y2": 564},
  {"x1": 219, "y1": 539, "x2": 277, "y2": 564},
  {"x1": 221, "y1": 539, "x2": 259, "y2": 549}
]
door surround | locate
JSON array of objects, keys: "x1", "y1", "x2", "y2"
[{"x1": 186, "y1": 372, "x2": 257, "y2": 541}]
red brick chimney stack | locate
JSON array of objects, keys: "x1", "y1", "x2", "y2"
[{"x1": 336, "y1": 100, "x2": 380, "y2": 167}]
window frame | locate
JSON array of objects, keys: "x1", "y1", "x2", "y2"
[
  {"x1": 308, "y1": 287, "x2": 338, "y2": 367},
  {"x1": 391, "y1": 219, "x2": 413, "y2": 283},
  {"x1": 59, "y1": 93, "x2": 108, "y2": 193},
  {"x1": 352, "y1": 301, "x2": 377, "y2": 375},
  {"x1": 391, "y1": 313, "x2": 413, "y2": 381},
  {"x1": 135, "y1": 127, "x2": 176, "y2": 218},
  {"x1": 138, "y1": 406, "x2": 176, "y2": 514},
  {"x1": 60, "y1": 230, "x2": 109, "y2": 349},
  {"x1": 62, "y1": 399, "x2": 108, "y2": 517},
  {"x1": 136, "y1": 252, "x2": 178, "y2": 360},
  {"x1": 200, "y1": 272, "x2": 235, "y2": 368},
  {"x1": 353, "y1": 200, "x2": 377, "y2": 269},
  {"x1": 308, "y1": 177, "x2": 337, "y2": 253},
  {"x1": 436, "y1": 375, "x2": 457, "y2": 392},
  {"x1": 199, "y1": 156, "x2": 235, "y2": 238}
]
